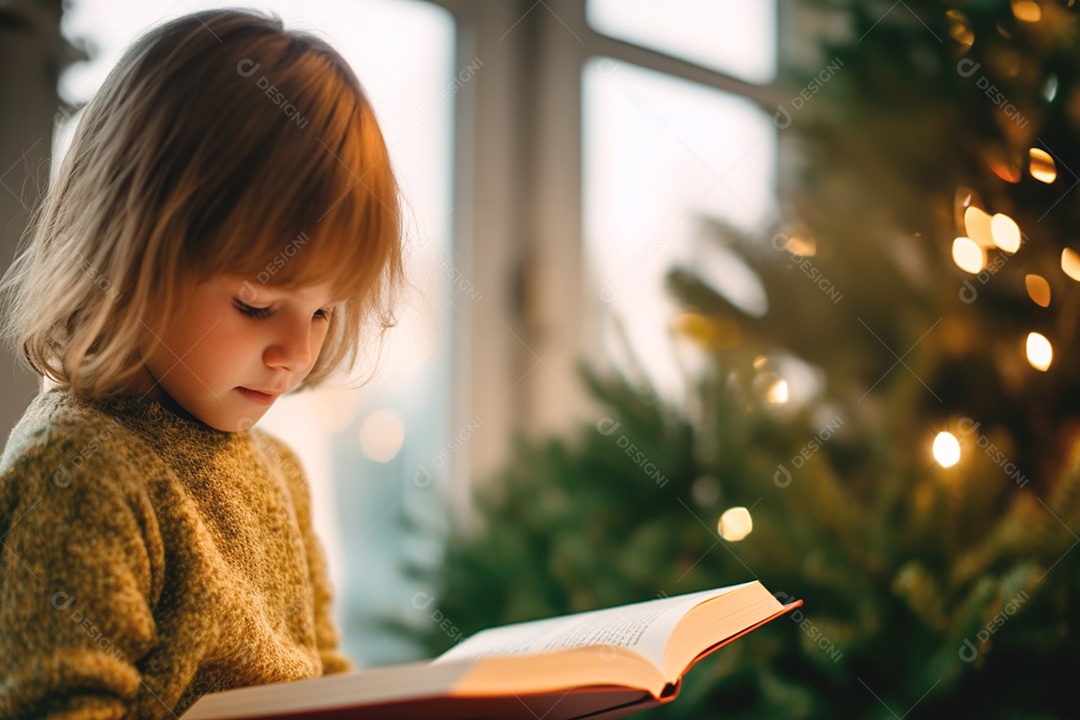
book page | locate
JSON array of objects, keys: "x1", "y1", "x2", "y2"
[{"x1": 435, "y1": 582, "x2": 755, "y2": 669}]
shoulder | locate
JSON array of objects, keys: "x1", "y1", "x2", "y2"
[
  {"x1": 0, "y1": 391, "x2": 168, "y2": 626},
  {"x1": 0, "y1": 389, "x2": 154, "y2": 501}
]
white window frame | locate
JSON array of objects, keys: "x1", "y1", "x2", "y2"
[{"x1": 423, "y1": 0, "x2": 793, "y2": 526}]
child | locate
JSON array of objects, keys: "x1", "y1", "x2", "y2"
[{"x1": 0, "y1": 8, "x2": 405, "y2": 718}]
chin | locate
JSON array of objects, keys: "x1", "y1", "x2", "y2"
[{"x1": 227, "y1": 408, "x2": 270, "y2": 433}]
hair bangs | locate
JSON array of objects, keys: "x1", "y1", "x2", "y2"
[{"x1": 191, "y1": 54, "x2": 399, "y2": 310}]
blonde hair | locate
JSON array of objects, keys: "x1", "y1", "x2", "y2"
[{"x1": 0, "y1": 8, "x2": 405, "y2": 400}]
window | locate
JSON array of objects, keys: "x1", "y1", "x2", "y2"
[
  {"x1": 413, "y1": 0, "x2": 782, "y2": 508},
  {"x1": 583, "y1": 57, "x2": 776, "y2": 400},
  {"x1": 587, "y1": 0, "x2": 776, "y2": 83}
]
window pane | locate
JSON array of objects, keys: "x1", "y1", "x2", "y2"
[
  {"x1": 587, "y1": 0, "x2": 777, "y2": 84},
  {"x1": 60, "y1": 0, "x2": 456, "y2": 668},
  {"x1": 583, "y1": 57, "x2": 777, "y2": 401}
]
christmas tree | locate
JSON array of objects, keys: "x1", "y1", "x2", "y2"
[{"x1": 390, "y1": 1, "x2": 1080, "y2": 717}]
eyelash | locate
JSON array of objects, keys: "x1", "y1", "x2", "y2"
[{"x1": 234, "y1": 300, "x2": 330, "y2": 321}]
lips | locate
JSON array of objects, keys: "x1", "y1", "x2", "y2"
[
  {"x1": 242, "y1": 383, "x2": 288, "y2": 395},
  {"x1": 236, "y1": 387, "x2": 280, "y2": 405}
]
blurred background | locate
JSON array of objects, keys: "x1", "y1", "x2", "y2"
[{"x1": 4, "y1": 0, "x2": 1080, "y2": 717}]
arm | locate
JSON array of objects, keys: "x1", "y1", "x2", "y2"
[
  {"x1": 0, "y1": 423, "x2": 165, "y2": 719},
  {"x1": 260, "y1": 433, "x2": 357, "y2": 675}
]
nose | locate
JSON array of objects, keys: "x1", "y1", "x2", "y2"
[{"x1": 264, "y1": 314, "x2": 315, "y2": 374}]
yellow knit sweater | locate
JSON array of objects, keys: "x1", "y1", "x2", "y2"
[{"x1": 0, "y1": 387, "x2": 356, "y2": 719}]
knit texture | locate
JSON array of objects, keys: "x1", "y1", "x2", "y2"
[{"x1": 0, "y1": 387, "x2": 357, "y2": 719}]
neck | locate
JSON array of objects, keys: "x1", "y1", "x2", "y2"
[{"x1": 117, "y1": 366, "x2": 201, "y2": 425}]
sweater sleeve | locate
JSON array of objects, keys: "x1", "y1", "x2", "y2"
[
  {"x1": 260, "y1": 433, "x2": 357, "y2": 675},
  {"x1": 0, "y1": 423, "x2": 164, "y2": 719}
]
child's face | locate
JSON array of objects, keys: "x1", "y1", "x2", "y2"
[{"x1": 125, "y1": 272, "x2": 344, "y2": 432}]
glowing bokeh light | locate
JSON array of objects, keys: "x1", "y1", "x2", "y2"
[
  {"x1": 1026, "y1": 332, "x2": 1052, "y2": 371},
  {"x1": 766, "y1": 379, "x2": 789, "y2": 404},
  {"x1": 1029, "y1": 147, "x2": 1057, "y2": 183},
  {"x1": 963, "y1": 206, "x2": 995, "y2": 248},
  {"x1": 991, "y1": 214, "x2": 1022, "y2": 253},
  {"x1": 784, "y1": 235, "x2": 816, "y2": 257},
  {"x1": 933, "y1": 432, "x2": 961, "y2": 468},
  {"x1": 952, "y1": 236, "x2": 987, "y2": 273},
  {"x1": 1012, "y1": 0, "x2": 1042, "y2": 22},
  {"x1": 1025, "y1": 274, "x2": 1051, "y2": 307},
  {"x1": 718, "y1": 506, "x2": 753, "y2": 541},
  {"x1": 1061, "y1": 249, "x2": 1080, "y2": 282},
  {"x1": 946, "y1": 10, "x2": 974, "y2": 48}
]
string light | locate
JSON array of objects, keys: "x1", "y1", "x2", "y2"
[
  {"x1": 671, "y1": 312, "x2": 741, "y2": 350},
  {"x1": 1026, "y1": 332, "x2": 1052, "y2": 371},
  {"x1": 1025, "y1": 274, "x2": 1051, "y2": 307},
  {"x1": 1029, "y1": 148, "x2": 1057, "y2": 183},
  {"x1": 767, "y1": 379, "x2": 789, "y2": 404},
  {"x1": 946, "y1": 10, "x2": 974, "y2": 49},
  {"x1": 718, "y1": 507, "x2": 753, "y2": 541},
  {"x1": 952, "y1": 237, "x2": 987, "y2": 273},
  {"x1": 1012, "y1": 0, "x2": 1042, "y2": 22},
  {"x1": 990, "y1": 213, "x2": 1022, "y2": 253},
  {"x1": 1061, "y1": 248, "x2": 1080, "y2": 281},
  {"x1": 781, "y1": 235, "x2": 817, "y2": 256},
  {"x1": 932, "y1": 432, "x2": 961, "y2": 468},
  {"x1": 964, "y1": 206, "x2": 995, "y2": 247},
  {"x1": 989, "y1": 158, "x2": 1022, "y2": 183}
]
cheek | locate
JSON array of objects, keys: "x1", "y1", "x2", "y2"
[{"x1": 174, "y1": 306, "x2": 248, "y2": 370}]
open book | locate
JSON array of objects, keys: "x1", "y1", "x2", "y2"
[{"x1": 181, "y1": 580, "x2": 801, "y2": 720}]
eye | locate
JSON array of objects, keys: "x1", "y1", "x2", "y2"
[
  {"x1": 235, "y1": 300, "x2": 272, "y2": 319},
  {"x1": 235, "y1": 299, "x2": 332, "y2": 322}
]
